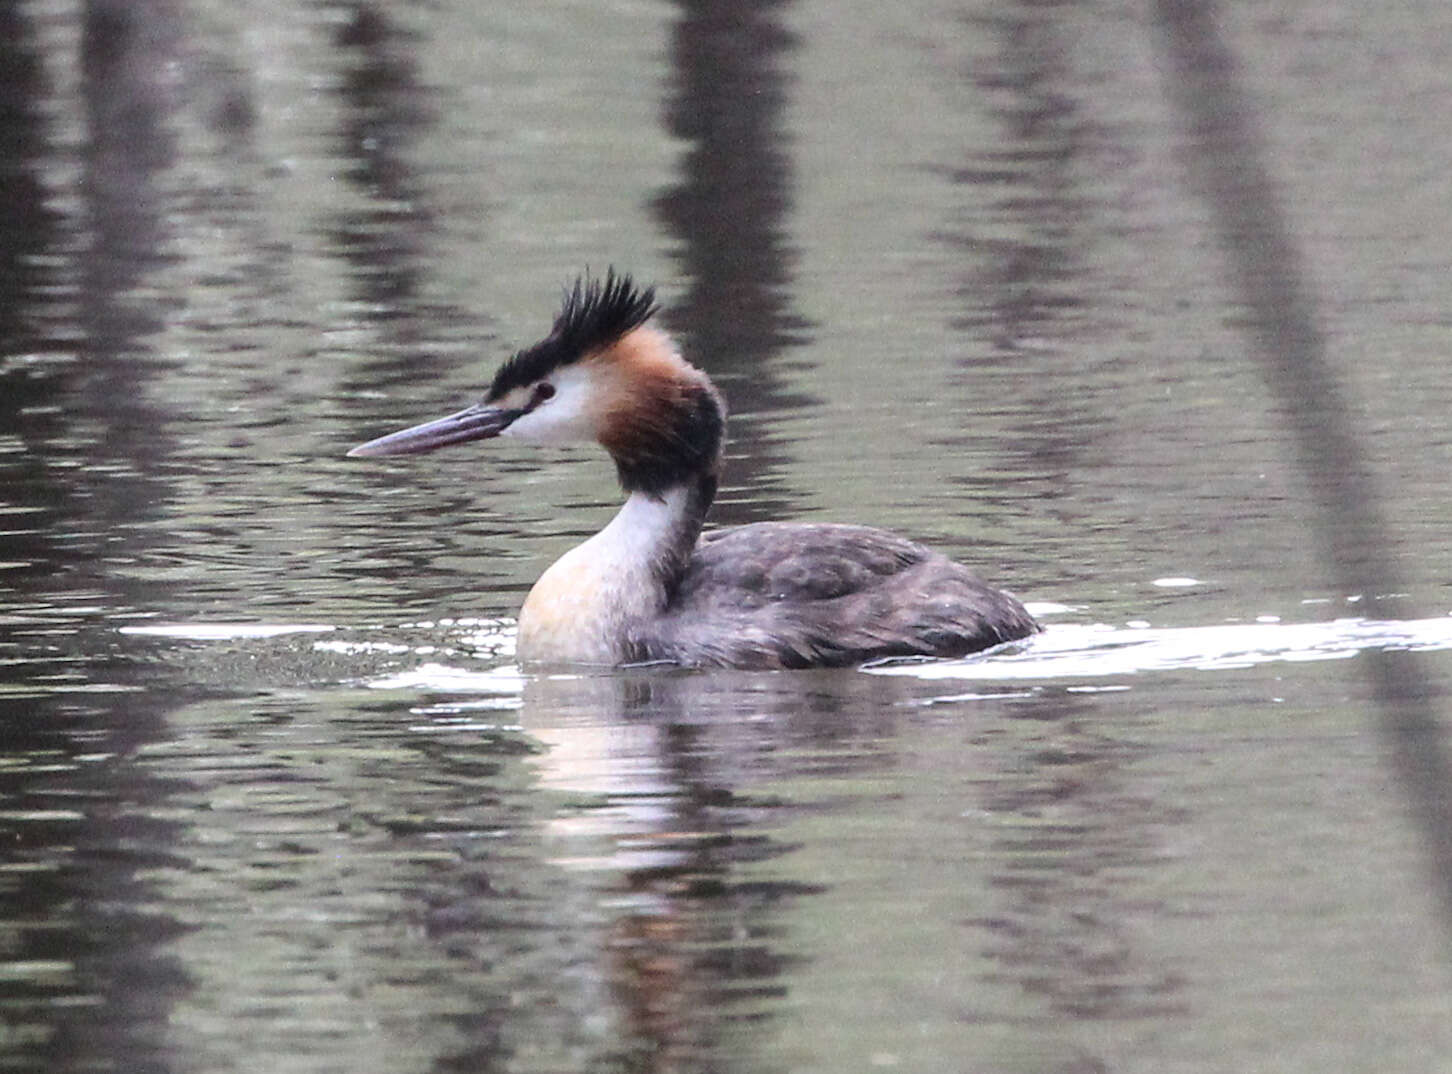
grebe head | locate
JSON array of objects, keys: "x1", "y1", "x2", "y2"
[{"x1": 348, "y1": 270, "x2": 725, "y2": 497}]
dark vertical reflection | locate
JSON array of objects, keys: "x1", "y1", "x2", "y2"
[
  {"x1": 0, "y1": 0, "x2": 72, "y2": 598},
  {"x1": 332, "y1": 4, "x2": 429, "y2": 313},
  {"x1": 80, "y1": 0, "x2": 180, "y2": 376},
  {"x1": 654, "y1": 0, "x2": 812, "y2": 526},
  {"x1": 1153, "y1": 0, "x2": 1452, "y2": 951},
  {"x1": 0, "y1": 0, "x2": 183, "y2": 605},
  {"x1": 325, "y1": 4, "x2": 503, "y2": 616},
  {"x1": 941, "y1": 2, "x2": 1112, "y2": 587},
  {"x1": 0, "y1": 10, "x2": 99, "y2": 1072},
  {"x1": 973, "y1": 708, "x2": 1185, "y2": 1053},
  {"x1": 61, "y1": 0, "x2": 197, "y2": 1064},
  {"x1": 0, "y1": 4, "x2": 206, "y2": 1071},
  {"x1": 943, "y1": 6, "x2": 1178, "y2": 1051},
  {"x1": 635, "y1": 9, "x2": 824, "y2": 1060},
  {"x1": 0, "y1": 0, "x2": 61, "y2": 362},
  {"x1": 953, "y1": 4, "x2": 1088, "y2": 358},
  {"x1": 8, "y1": 690, "x2": 194, "y2": 1074},
  {"x1": 329, "y1": 4, "x2": 474, "y2": 396},
  {"x1": 74, "y1": 0, "x2": 187, "y2": 612}
]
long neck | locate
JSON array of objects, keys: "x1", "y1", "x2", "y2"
[
  {"x1": 598, "y1": 471, "x2": 715, "y2": 597},
  {"x1": 516, "y1": 472, "x2": 715, "y2": 664},
  {"x1": 518, "y1": 339, "x2": 726, "y2": 664}
]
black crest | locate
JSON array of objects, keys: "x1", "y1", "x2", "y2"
[{"x1": 487, "y1": 269, "x2": 658, "y2": 400}]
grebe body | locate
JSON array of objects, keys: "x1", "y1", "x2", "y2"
[{"x1": 349, "y1": 272, "x2": 1039, "y2": 669}]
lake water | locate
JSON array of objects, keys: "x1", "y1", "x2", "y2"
[{"x1": 4, "y1": 1, "x2": 1452, "y2": 1071}]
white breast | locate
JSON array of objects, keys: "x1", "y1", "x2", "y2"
[{"x1": 516, "y1": 489, "x2": 689, "y2": 664}]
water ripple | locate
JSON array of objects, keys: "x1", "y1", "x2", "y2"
[{"x1": 868, "y1": 616, "x2": 1452, "y2": 681}]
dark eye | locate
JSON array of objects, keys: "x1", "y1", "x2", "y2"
[{"x1": 532, "y1": 382, "x2": 555, "y2": 405}]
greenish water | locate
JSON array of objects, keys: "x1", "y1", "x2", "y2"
[{"x1": 4, "y1": 1, "x2": 1452, "y2": 1071}]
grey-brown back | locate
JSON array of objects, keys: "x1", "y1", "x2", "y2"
[{"x1": 632, "y1": 522, "x2": 1039, "y2": 669}]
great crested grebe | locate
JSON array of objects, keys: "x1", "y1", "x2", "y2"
[{"x1": 349, "y1": 271, "x2": 1039, "y2": 669}]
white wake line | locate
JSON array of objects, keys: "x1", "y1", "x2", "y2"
[
  {"x1": 119, "y1": 622, "x2": 336, "y2": 640},
  {"x1": 866, "y1": 616, "x2": 1452, "y2": 681},
  {"x1": 115, "y1": 614, "x2": 1452, "y2": 688}
]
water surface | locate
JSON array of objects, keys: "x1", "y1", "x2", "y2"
[{"x1": 4, "y1": 1, "x2": 1452, "y2": 1071}]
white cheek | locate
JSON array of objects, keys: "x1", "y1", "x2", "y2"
[{"x1": 501, "y1": 366, "x2": 596, "y2": 444}]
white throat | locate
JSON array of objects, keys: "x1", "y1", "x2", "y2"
[{"x1": 516, "y1": 487, "x2": 696, "y2": 664}]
